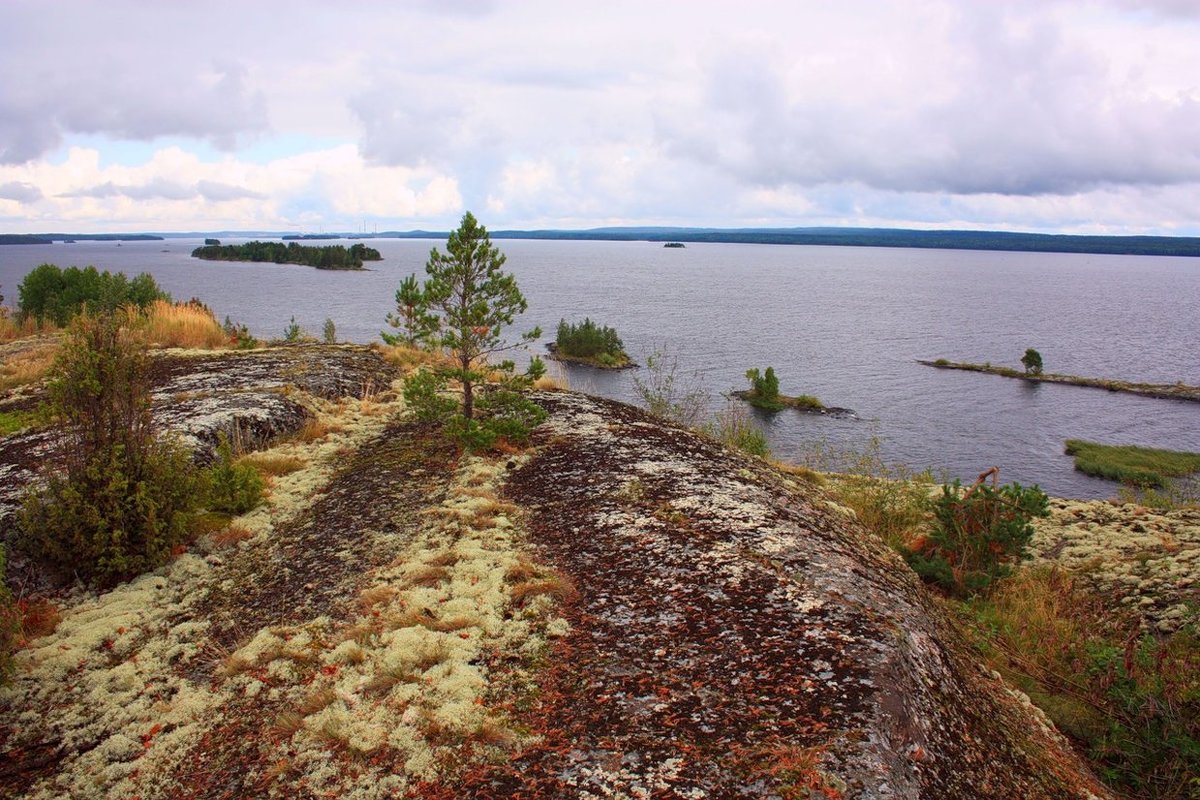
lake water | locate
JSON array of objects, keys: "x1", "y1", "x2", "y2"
[{"x1": 2, "y1": 237, "x2": 1198, "y2": 498}]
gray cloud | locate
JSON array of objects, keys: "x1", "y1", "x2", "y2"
[
  {"x1": 66, "y1": 179, "x2": 259, "y2": 202},
  {"x1": 655, "y1": 9, "x2": 1200, "y2": 197},
  {"x1": 0, "y1": 181, "x2": 43, "y2": 203}
]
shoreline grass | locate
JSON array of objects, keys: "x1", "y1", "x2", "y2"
[{"x1": 1064, "y1": 439, "x2": 1200, "y2": 487}]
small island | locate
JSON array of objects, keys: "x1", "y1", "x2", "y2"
[
  {"x1": 663, "y1": 241, "x2": 686, "y2": 248},
  {"x1": 191, "y1": 241, "x2": 382, "y2": 270},
  {"x1": 732, "y1": 366, "x2": 852, "y2": 415},
  {"x1": 919, "y1": 358, "x2": 1200, "y2": 404},
  {"x1": 546, "y1": 318, "x2": 633, "y2": 369}
]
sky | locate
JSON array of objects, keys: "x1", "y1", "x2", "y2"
[{"x1": 1, "y1": 0, "x2": 1199, "y2": 235}]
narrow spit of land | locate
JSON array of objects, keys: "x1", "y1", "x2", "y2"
[{"x1": 918, "y1": 360, "x2": 1200, "y2": 404}]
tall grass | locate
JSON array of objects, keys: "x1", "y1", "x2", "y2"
[
  {"x1": 140, "y1": 299, "x2": 229, "y2": 349},
  {"x1": 966, "y1": 567, "x2": 1200, "y2": 800},
  {"x1": 0, "y1": 313, "x2": 55, "y2": 343},
  {"x1": 1065, "y1": 439, "x2": 1200, "y2": 487}
]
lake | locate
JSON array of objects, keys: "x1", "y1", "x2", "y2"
[{"x1": 2, "y1": 237, "x2": 1197, "y2": 498}]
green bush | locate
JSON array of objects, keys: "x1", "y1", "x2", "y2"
[
  {"x1": 206, "y1": 433, "x2": 265, "y2": 515},
  {"x1": 708, "y1": 402, "x2": 770, "y2": 457},
  {"x1": 0, "y1": 545, "x2": 17, "y2": 684},
  {"x1": 555, "y1": 318, "x2": 626, "y2": 361},
  {"x1": 17, "y1": 264, "x2": 169, "y2": 325},
  {"x1": 905, "y1": 477, "x2": 1049, "y2": 597},
  {"x1": 222, "y1": 316, "x2": 258, "y2": 349},
  {"x1": 283, "y1": 316, "x2": 303, "y2": 342},
  {"x1": 403, "y1": 364, "x2": 546, "y2": 450},
  {"x1": 744, "y1": 367, "x2": 784, "y2": 411},
  {"x1": 16, "y1": 312, "x2": 203, "y2": 587},
  {"x1": 323, "y1": 318, "x2": 337, "y2": 344},
  {"x1": 1021, "y1": 348, "x2": 1044, "y2": 375},
  {"x1": 402, "y1": 368, "x2": 458, "y2": 423}
]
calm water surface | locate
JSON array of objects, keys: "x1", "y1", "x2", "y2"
[{"x1": 2, "y1": 238, "x2": 1197, "y2": 498}]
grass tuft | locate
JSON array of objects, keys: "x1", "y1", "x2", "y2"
[{"x1": 141, "y1": 299, "x2": 229, "y2": 349}]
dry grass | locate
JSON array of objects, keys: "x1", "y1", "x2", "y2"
[
  {"x1": 363, "y1": 666, "x2": 419, "y2": 697},
  {"x1": 511, "y1": 574, "x2": 578, "y2": 607},
  {"x1": 772, "y1": 460, "x2": 826, "y2": 486},
  {"x1": 0, "y1": 314, "x2": 55, "y2": 343},
  {"x1": 141, "y1": 300, "x2": 229, "y2": 349},
  {"x1": 212, "y1": 524, "x2": 255, "y2": 549},
  {"x1": 294, "y1": 417, "x2": 345, "y2": 443},
  {"x1": 298, "y1": 686, "x2": 338, "y2": 715},
  {"x1": 358, "y1": 585, "x2": 399, "y2": 612},
  {"x1": 272, "y1": 711, "x2": 306, "y2": 740},
  {"x1": 0, "y1": 338, "x2": 59, "y2": 390},
  {"x1": 17, "y1": 597, "x2": 62, "y2": 642},
  {"x1": 376, "y1": 342, "x2": 442, "y2": 372},
  {"x1": 401, "y1": 565, "x2": 451, "y2": 589},
  {"x1": 238, "y1": 452, "x2": 307, "y2": 477}
]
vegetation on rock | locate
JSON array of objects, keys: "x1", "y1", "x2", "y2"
[
  {"x1": 17, "y1": 263, "x2": 169, "y2": 325},
  {"x1": 17, "y1": 312, "x2": 205, "y2": 587},
  {"x1": 391, "y1": 212, "x2": 545, "y2": 449},
  {"x1": 738, "y1": 366, "x2": 825, "y2": 412},
  {"x1": 1065, "y1": 439, "x2": 1200, "y2": 487},
  {"x1": 920, "y1": 358, "x2": 1200, "y2": 403},
  {"x1": 552, "y1": 317, "x2": 630, "y2": 367},
  {"x1": 905, "y1": 472, "x2": 1049, "y2": 597},
  {"x1": 205, "y1": 432, "x2": 266, "y2": 515},
  {"x1": 191, "y1": 241, "x2": 381, "y2": 270}
]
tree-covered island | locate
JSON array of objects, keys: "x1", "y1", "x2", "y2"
[{"x1": 191, "y1": 241, "x2": 382, "y2": 270}]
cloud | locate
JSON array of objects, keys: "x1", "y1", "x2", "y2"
[
  {"x1": 0, "y1": 182, "x2": 43, "y2": 203},
  {"x1": 0, "y1": 144, "x2": 460, "y2": 231},
  {"x1": 654, "y1": 5, "x2": 1200, "y2": 197}
]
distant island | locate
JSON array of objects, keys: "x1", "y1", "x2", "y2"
[
  {"x1": 191, "y1": 241, "x2": 382, "y2": 270},
  {"x1": 0, "y1": 234, "x2": 51, "y2": 245},
  {"x1": 10, "y1": 226, "x2": 1200, "y2": 257},
  {"x1": 663, "y1": 241, "x2": 685, "y2": 248}
]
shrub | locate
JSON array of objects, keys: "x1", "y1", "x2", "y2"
[
  {"x1": 206, "y1": 432, "x2": 266, "y2": 515},
  {"x1": 402, "y1": 368, "x2": 459, "y2": 423},
  {"x1": 0, "y1": 546, "x2": 17, "y2": 684},
  {"x1": 633, "y1": 348, "x2": 708, "y2": 427},
  {"x1": 323, "y1": 318, "x2": 337, "y2": 344},
  {"x1": 17, "y1": 312, "x2": 204, "y2": 587},
  {"x1": 283, "y1": 316, "x2": 303, "y2": 342},
  {"x1": 905, "y1": 473, "x2": 1048, "y2": 597},
  {"x1": 1021, "y1": 347, "x2": 1044, "y2": 375},
  {"x1": 17, "y1": 264, "x2": 169, "y2": 325},
  {"x1": 708, "y1": 402, "x2": 770, "y2": 457},
  {"x1": 555, "y1": 318, "x2": 626, "y2": 362},
  {"x1": 222, "y1": 316, "x2": 258, "y2": 349}
]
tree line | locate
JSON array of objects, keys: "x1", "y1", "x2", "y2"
[{"x1": 191, "y1": 241, "x2": 382, "y2": 270}]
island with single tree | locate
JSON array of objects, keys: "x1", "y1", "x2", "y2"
[
  {"x1": 919, "y1": 358, "x2": 1200, "y2": 403},
  {"x1": 191, "y1": 241, "x2": 381, "y2": 270}
]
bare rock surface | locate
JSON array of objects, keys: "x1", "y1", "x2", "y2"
[{"x1": 461, "y1": 392, "x2": 1113, "y2": 799}]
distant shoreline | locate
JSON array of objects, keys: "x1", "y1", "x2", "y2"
[{"x1": 4, "y1": 227, "x2": 1200, "y2": 257}]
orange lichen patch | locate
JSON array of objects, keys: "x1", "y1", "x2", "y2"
[{"x1": 16, "y1": 597, "x2": 62, "y2": 642}]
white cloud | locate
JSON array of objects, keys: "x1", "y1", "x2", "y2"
[{"x1": 0, "y1": 0, "x2": 1198, "y2": 233}]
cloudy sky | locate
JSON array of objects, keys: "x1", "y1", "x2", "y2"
[{"x1": 2, "y1": 0, "x2": 1199, "y2": 235}]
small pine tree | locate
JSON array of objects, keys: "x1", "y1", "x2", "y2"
[
  {"x1": 284, "y1": 316, "x2": 302, "y2": 342},
  {"x1": 206, "y1": 432, "x2": 265, "y2": 515},
  {"x1": 323, "y1": 318, "x2": 337, "y2": 344},
  {"x1": 382, "y1": 274, "x2": 437, "y2": 346}
]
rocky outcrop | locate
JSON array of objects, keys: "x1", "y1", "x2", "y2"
[
  {"x1": 468, "y1": 392, "x2": 1113, "y2": 798},
  {"x1": 0, "y1": 351, "x2": 1118, "y2": 798},
  {"x1": 0, "y1": 344, "x2": 400, "y2": 531}
]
